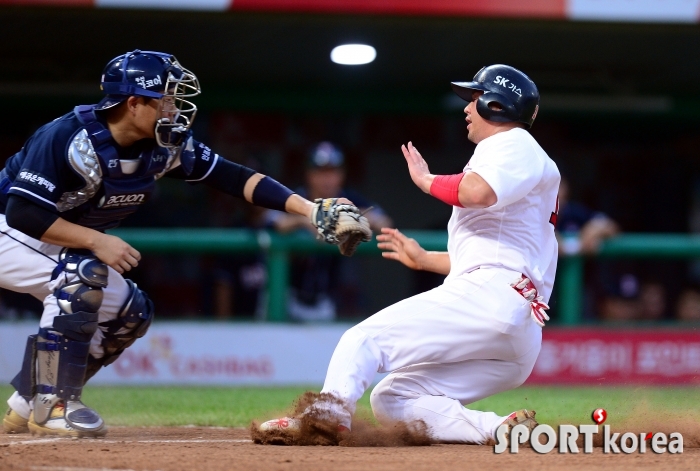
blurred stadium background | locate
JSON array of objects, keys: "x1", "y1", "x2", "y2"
[{"x1": 0, "y1": 0, "x2": 699, "y2": 394}]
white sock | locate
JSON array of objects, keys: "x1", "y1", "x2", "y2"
[{"x1": 7, "y1": 391, "x2": 32, "y2": 420}]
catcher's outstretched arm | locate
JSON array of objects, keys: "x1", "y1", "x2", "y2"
[{"x1": 377, "y1": 228, "x2": 450, "y2": 274}]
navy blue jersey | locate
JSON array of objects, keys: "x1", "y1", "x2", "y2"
[{"x1": 0, "y1": 108, "x2": 218, "y2": 231}]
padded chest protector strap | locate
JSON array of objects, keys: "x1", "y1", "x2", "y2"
[{"x1": 74, "y1": 105, "x2": 119, "y2": 174}]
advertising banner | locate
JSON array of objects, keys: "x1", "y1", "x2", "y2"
[
  {"x1": 0, "y1": 322, "x2": 349, "y2": 386},
  {"x1": 529, "y1": 328, "x2": 700, "y2": 385},
  {"x1": 1, "y1": 323, "x2": 698, "y2": 386},
  {"x1": 3, "y1": 0, "x2": 700, "y2": 23}
]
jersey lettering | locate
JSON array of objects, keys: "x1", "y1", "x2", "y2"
[
  {"x1": 198, "y1": 143, "x2": 212, "y2": 161},
  {"x1": 99, "y1": 193, "x2": 147, "y2": 208},
  {"x1": 17, "y1": 170, "x2": 56, "y2": 193}
]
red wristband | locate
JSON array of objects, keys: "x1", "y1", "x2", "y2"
[{"x1": 429, "y1": 173, "x2": 465, "y2": 207}]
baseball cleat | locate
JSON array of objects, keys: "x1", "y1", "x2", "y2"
[
  {"x1": 501, "y1": 409, "x2": 538, "y2": 435},
  {"x1": 258, "y1": 416, "x2": 350, "y2": 440},
  {"x1": 3, "y1": 407, "x2": 29, "y2": 434},
  {"x1": 28, "y1": 402, "x2": 107, "y2": 438},
  {"x1": 259, "y1": 417, "x2": 302, "y2": 434}
]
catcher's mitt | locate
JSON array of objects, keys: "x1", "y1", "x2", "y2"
[{"x1": 311, "y1": 198, "x2": 372, "y2": 256}]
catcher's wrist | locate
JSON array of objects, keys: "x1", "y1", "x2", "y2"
[
  {"x1": 301, "y1": 200, "x2": 315, "y2": 219},
  {"x1": 285, "y1": 194, "x2": 314, "y2": 219}
]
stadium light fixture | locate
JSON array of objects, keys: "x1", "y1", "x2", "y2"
[{"x1": 330, "y1": 44, "x2": 376, "y2": 65}]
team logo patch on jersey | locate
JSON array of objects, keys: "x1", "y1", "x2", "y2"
[
  {"x1": 17, "y1": 169, "x2": 56, "y2": 193},
  {"x1": 98, "y1": 193, "x2": 147, "y2": 209}
]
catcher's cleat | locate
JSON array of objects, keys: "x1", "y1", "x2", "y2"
[
  {"x1": 259, "y1": 417, "x2": 302, "y2": 434},
  {"x1": 501, "y1": 409, "x2": 538, "y2": 438},
  {"x1": 28, "y1": 402, "x2": 107, "y2": 438},
  {"x1": 3, "y1": 407, "x2": 29, "y2": 434}
]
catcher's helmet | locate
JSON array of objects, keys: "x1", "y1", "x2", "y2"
[
  {"x1": 451, "y1": 64, "x2": 539, "y2": 128},
  {"x1": 96, "y1": 49, "x2": 201, "y2": 148}
]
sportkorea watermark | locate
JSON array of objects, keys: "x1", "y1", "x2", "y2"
[{"x1": 495, "y1": 409, "x2": 683, "y2": 454}]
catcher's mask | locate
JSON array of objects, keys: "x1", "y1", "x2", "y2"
[
  {"x1": 451, "y1": 64, "x2": 539, "y2": 129},
  {"x1": 97, "y1": 49, "x2": 201, "y2": 148}
]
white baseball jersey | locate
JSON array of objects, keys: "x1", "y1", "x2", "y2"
[{"x1": 446, "y1": 127, "x2": 560, "y2": 301}]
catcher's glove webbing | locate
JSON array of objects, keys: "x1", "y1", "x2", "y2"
[{"x1": 310, "y1": 198, "x2": 372, "y2": 256}]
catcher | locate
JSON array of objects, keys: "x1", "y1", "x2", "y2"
[{"x1": 1, "y1": 49, "x2": 371, "y2": 438}]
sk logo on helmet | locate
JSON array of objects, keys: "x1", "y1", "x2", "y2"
[
  {"x1": 494, "y1": 76, "x2": 522, "y2": 97},
  {"x1": 494, "y1": 76, "x2": 510, "y2": 87}
]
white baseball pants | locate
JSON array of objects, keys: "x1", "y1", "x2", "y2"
[
  {"x1": 320, "y1": 266, "x2": 542, "y2": 443},
  {"x1": 0, "y1": 215, "x2": 130, "y2": 417}
]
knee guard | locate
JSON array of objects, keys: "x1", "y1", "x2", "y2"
[
  {"x1": 85, "y1": 279, "x2": 154, "y2": 381},
  {"x1": 33, "y1": 249, "x2": 107, "y2": 430},
  {"x1": 52, "y1": 248, "x2": 108, "y2": 315}
]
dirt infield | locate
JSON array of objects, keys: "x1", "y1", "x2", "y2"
[{"x1": 1, "y1": 426, "x2": 698, "y2": 471}]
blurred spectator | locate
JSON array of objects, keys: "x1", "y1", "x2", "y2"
[
  {"x1": 597, "y1": 273, "x2": 669, "y2": 322},
  {"x1": 554, "y1": 176, "x2": 622, "y2": 322},
  {"x1": 599, "y1": 273, "x2": 640, "y2": 322},
  {"x1": 637, "y1": 279, "x2": 667, "y2": 321},
  {"x1": 556, "y1": 176, "x2": 620, "y2": 256},
  {"x1": 204, "y1": 156, "x2": 271, "y2": 319},
  {"x1": 269, "y1": 142, "x2": 393, "y2": 322},
  {"x1": 210, "y1": 204, "x2": 269, "y2": 320},
  {"x1": 676, "y1": 284, "x2": 700, "y2": 322}
]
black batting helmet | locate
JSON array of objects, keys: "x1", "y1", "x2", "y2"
[{"x1": 451, "y1": 64, "x2": 539, "y2": 128}]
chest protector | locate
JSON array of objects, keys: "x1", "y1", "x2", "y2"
[{"x1": 71, "y1": 105, "x2": 174, "y2": 231}]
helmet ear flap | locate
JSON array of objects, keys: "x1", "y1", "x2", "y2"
[{"x1": 475, "y1": 92, "x2": 519, "y2": 123}]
